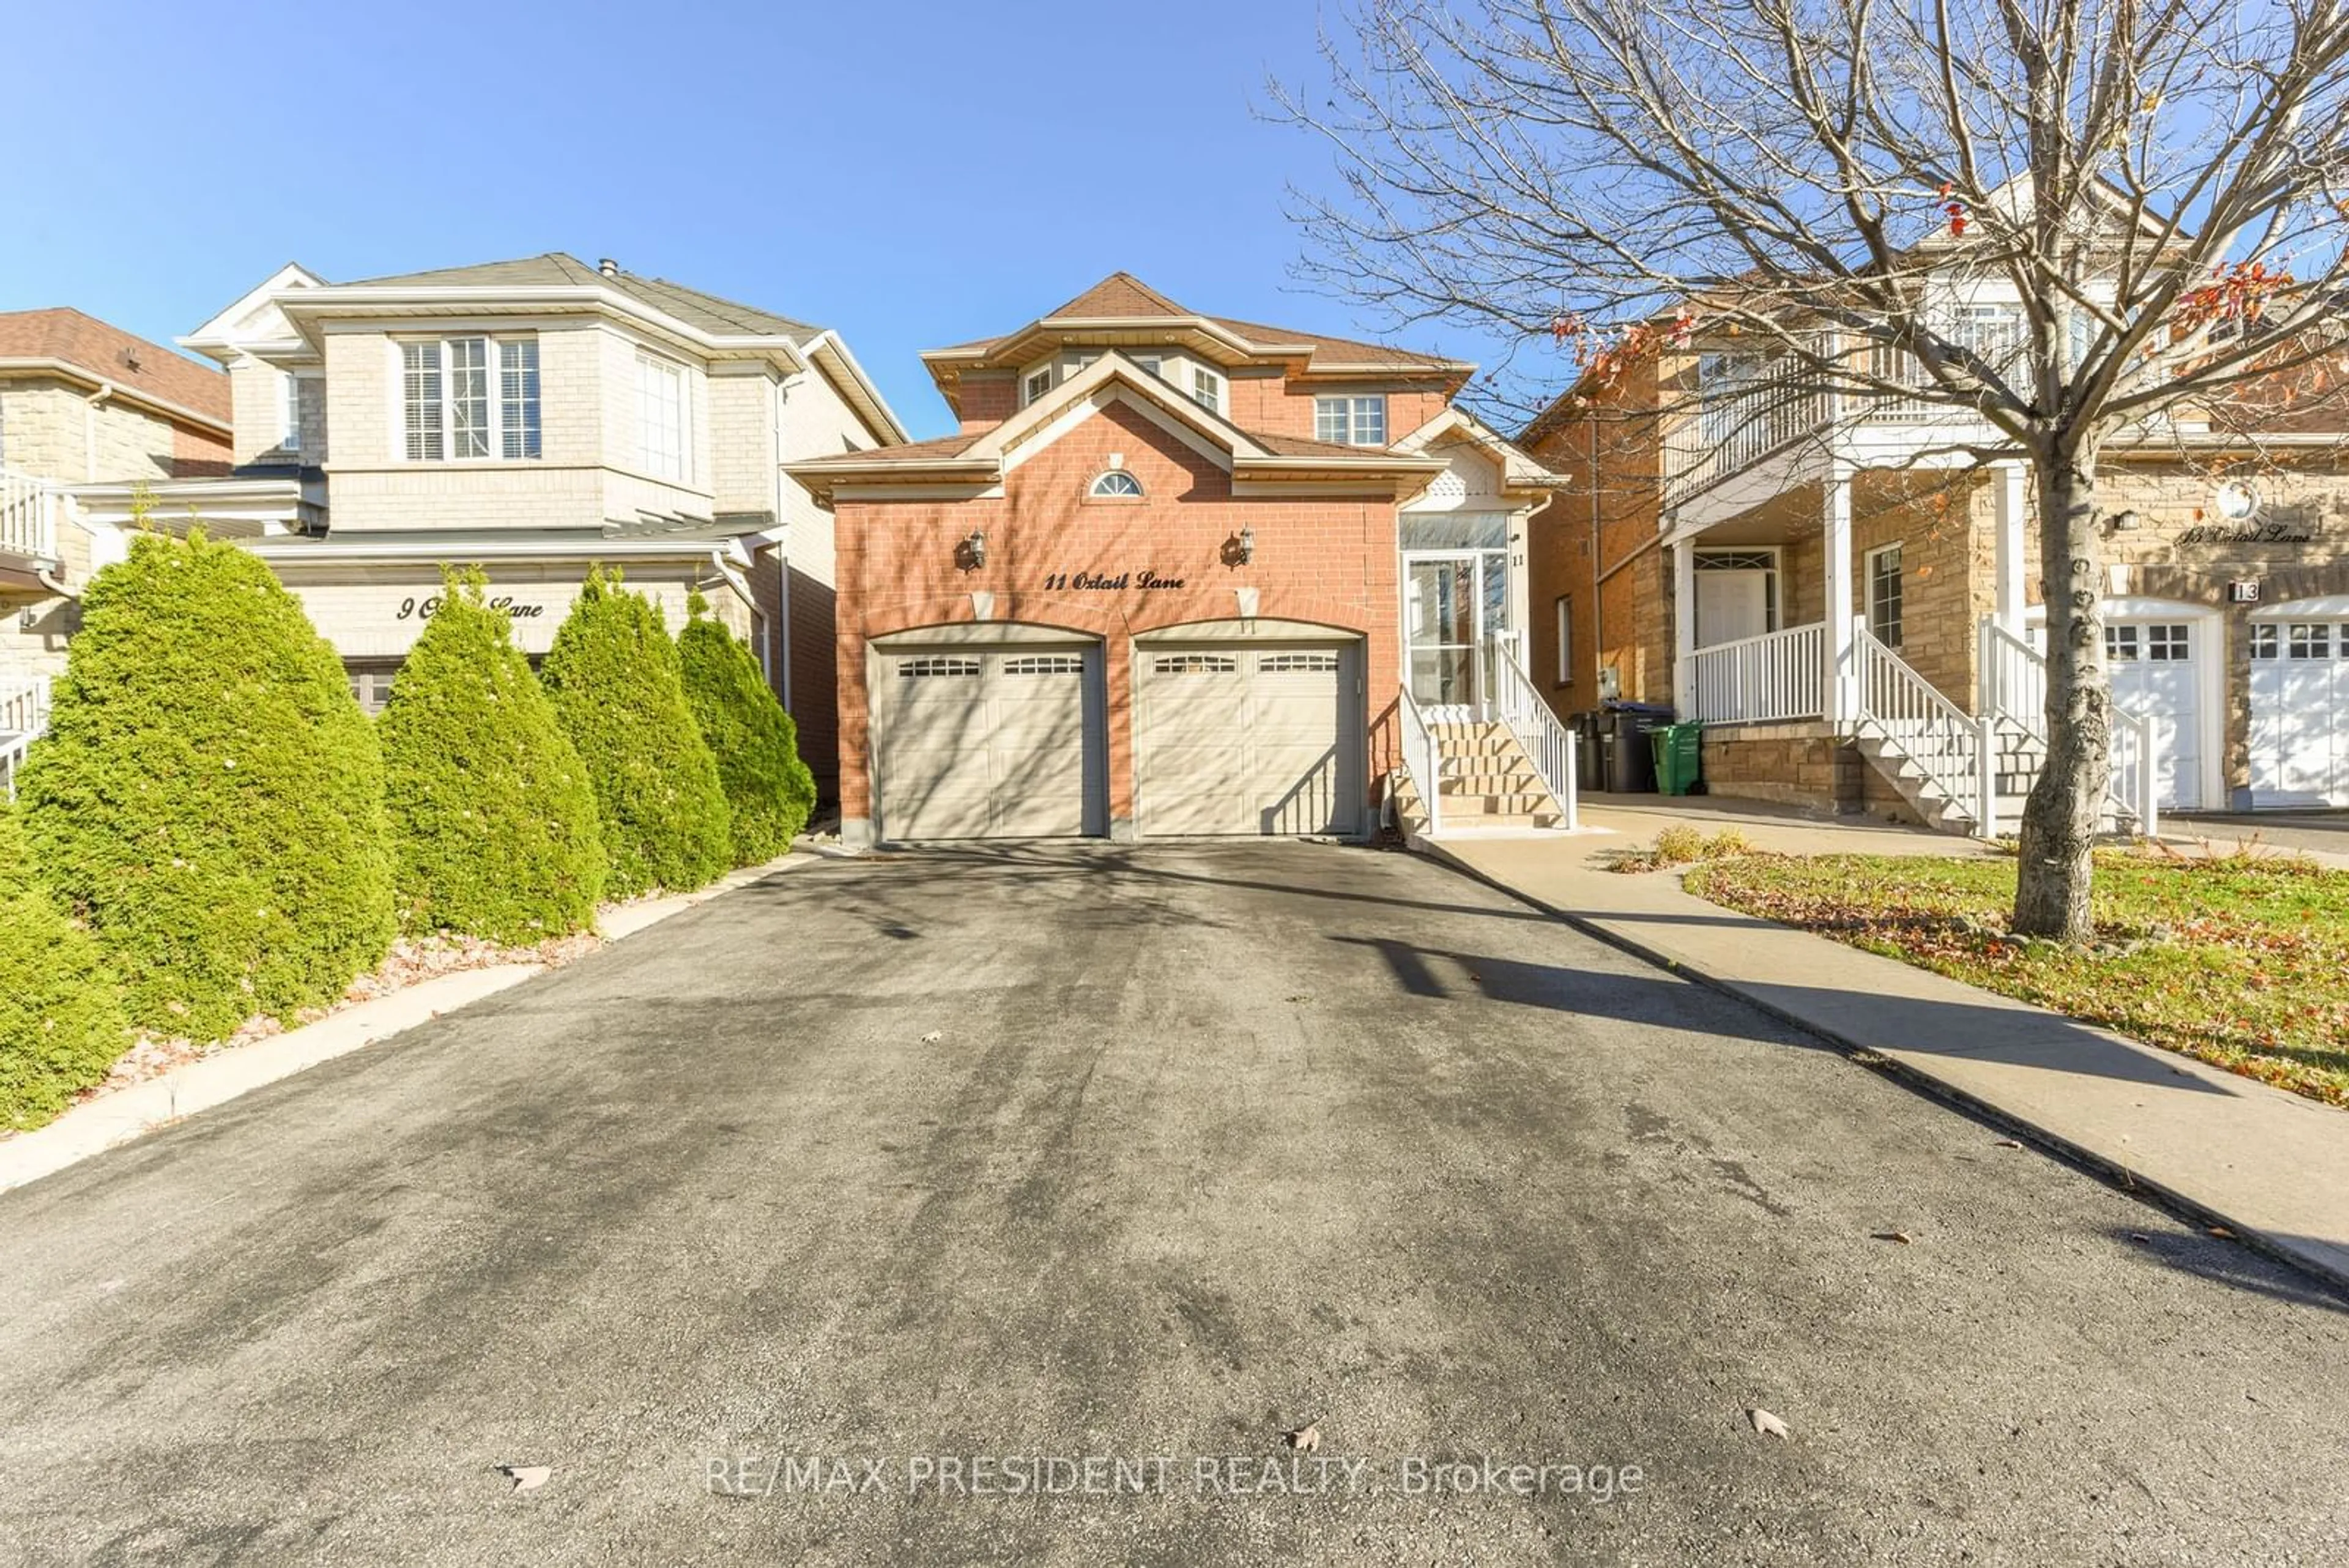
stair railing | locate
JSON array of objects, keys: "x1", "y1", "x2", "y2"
[
  {"x1": 1977, "y1": 617, "x2": 2160, "y2": 836},
  {"x1": 1488, "y1": 638, "x2": 1579, "y2": 830},
  {"x1": 1398, "y1": 682, "x2": 1441, "y2": 836},
  {"x1": 1852, "y1": 619, "x2": 1995, "y2": 836},
  {"x1": 1, "y1": 674, "x2": 53, "y2": 800}
]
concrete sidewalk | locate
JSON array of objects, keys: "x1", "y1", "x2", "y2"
[{"x1": 1430, "y1": 822, "x2": 2349, "y2": 1295}]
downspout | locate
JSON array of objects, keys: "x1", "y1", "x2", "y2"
[
  {"x1": 1588, "y1": 415, "x2": 1602, "y2": 691},
  {"x1": 83, "y1": 381, "x2": 117, "y2": 481},
  {"x1": 771, "y1": 374, "x2": 795, "y2": 709}
]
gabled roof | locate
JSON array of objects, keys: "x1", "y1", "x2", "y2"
[
  {"x1": 339, "y1": 253, "x2": 826, "y2": 345},
  {"x1": 0, "y1": 308, "x2": 232, "y2": 428},
  {"x1": 788, "y1": 351, "x2": 1447, "y2": 505},
  {"x1": 918, "y1": 272, "x2": 1475, "y2": 412}
]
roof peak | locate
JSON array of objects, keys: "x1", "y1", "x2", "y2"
[{"x1": 1042, "y1": 272, "x2": 1192, "y2": 320}]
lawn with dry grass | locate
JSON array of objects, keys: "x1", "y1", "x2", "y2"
[{"x1": 1683, "y1": 847, "x2": 2349, "y2": 1107}]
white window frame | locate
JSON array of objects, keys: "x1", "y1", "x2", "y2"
[
  {"x1": 1554, "y1": 595, "x2": 1573, "y2": 685},
  {"x1": 1865, "y1": 541, "x2": 1904, "y2": 648},
  {"x1": 1088, "y1": 469, "x2": 1145, "y2": 499},
  {"x1": 1315, "y1": 395, "x2": 1388, "y2": 447},
  {"x1": 1024, "y1": 367, "x2": 1053, "y2": 407},
  {"x1": 636, "y1": 349, "x2": 691, "y2": 482},
  {"x1": 1133, "y1": 355, "x2": 1163, "y2": 381},
  {"x1": 1190, "y1": 366, "x2": 1223, "y2": 416},
  {"x1": 398, "y1": 336, "x2": 541, "y2": 464}
]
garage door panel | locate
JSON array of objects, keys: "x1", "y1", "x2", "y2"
[
  {"x1": 2250, "y1": 618, "x2": 2349, "y2": 809},
  {"x1": 1137, "y1": 639, "x2": 1360, "y2": 838},
  {"x1": 877, "y1": 645, "x2": 1096, "y2": 840}
]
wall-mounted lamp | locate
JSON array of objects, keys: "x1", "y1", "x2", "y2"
[
  {"x1": 1222, "y1": 527, "x2": 1255, "y2": 569},
  {"x1": 2104, "y1": 509, "x2": 2143, "y2": 534},
  {"x1": 956, "y1": 529, "x2": 987, "y2": 572}
]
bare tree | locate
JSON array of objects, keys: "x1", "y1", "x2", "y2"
[{"x1": 1274, "y1": 0, "x2": 2349, "y2": 938}]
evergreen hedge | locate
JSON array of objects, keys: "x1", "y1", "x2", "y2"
[
  {"x1": 0, "y1": 802, "x2": 133, "y2": 1132},
  {"x1": 19, "y1": 530, "x2": 395, "y2": 1039},
  {"x1": 378, "y1": 570, "x2": 606, "y2": 942},
  {"x1": 678, "y1": 592, "x2": 815, "y2": 864},
  {"x1": 539, "y1": 567, "x2": 732, "y2": 897}
]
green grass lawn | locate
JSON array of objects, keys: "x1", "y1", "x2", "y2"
[{"x1": 1684, "y1": 849, "x2": 2349, "y2": 1107}]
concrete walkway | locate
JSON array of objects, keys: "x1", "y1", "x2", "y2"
[{"x1": 1431, "y1": 817, "x2": 2349, "y2": 1295}]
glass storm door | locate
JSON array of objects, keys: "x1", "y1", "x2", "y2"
[{"x1": 1406, "y1": 551, "x2": 1510, "y2": 721}]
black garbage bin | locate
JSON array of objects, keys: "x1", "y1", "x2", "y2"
[
  {"x1": 1603, "y1": 701, "x2": 1675, "y2": 793},
  {"x1": 1570, "y1": 712, "x2": 1604, "y2": 792}
]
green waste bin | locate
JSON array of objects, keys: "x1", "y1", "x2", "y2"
[{"x1": 1651, "y1": 723, "x2": 1703, "y2": 797}]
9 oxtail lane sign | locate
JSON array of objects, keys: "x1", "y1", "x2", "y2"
[
  {"x1": 395, "y1": 593, "x2": 549, "y2": 621},
  {"x1": 1042, "y1": 569, "x2": 1188, "y2": 591}
]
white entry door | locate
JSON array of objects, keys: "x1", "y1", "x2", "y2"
[
  {"x1": 1694, "y1": 551, "x2": 1775, "y2": 646},
  {"x1": 2106, "y1": 620, "x2": 2203, "y2": 811},
  {"x1": 875, "y1": 644, "x2": 1099, "y2": 840},
  {"x1": 2249, "y1": 615, "x2": 2349, "y2": 808},
  {"x1": 1136, "y1": 641, "x2": 1361, "y2": 836}
]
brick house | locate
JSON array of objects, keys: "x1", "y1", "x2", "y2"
[
  {"x1": 62, "y1": 256, "x2": 907, "y2": 798},
  {"x1": 1, "y1": 309, "x2": 235, "y2": 781},
  {"x1": 1524, "y1": 312, "x2": 2349, "y2": 825},
  {"x1": 787, "y1": 273, "x2": 1564, "y2": 845}
]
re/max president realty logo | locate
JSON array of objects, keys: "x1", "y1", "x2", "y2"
[{"x1": 705, "y1": 1452, "x2": 1649, "y2": 1502}]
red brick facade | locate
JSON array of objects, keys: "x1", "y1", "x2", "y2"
[{"x1": 830, "y1": 398, "x2": 1405, "y2": 833}]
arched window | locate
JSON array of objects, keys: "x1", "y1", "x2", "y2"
[{"x1": 1089, "y1": 470, "x2": 1144, "y2": 499}]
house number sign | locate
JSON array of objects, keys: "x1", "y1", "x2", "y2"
[
  {"x1": 2178, "y1": 520, "x2": 2320, "y2": 545},
  {"x1": 1041, "y1": 570, "x2": 1188, "y2": 591},
  {"x1": 395, "y1": 593, "x2": 549, "y2": 621}
]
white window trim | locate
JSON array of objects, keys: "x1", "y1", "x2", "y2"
[
  {"x1": 636, "y1": 349, "x2": 692, "y2": 483},
  {"x1": 1190, "y1": 366, "x2": 1223, "y2": 415},
  {"x1": 1024, "y1": 367, "x2": 1053, "y2": 407},
  {"x1": 1315, "y1": 394, "x2": 1389, "y2": 447},
  {"x1": 1865, "y1": 541, "x2": 1904, "y2": 647},
  {"x1": 396, "y1": 335, "x2": 541, "y2": 464},
  {"x1": 1088, "y1": 469, "x2": 1145, "y2": 499}
]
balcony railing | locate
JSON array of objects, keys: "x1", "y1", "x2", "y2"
[
  {"x1": 1, "y1": 468, "x2": 59, "y2": 562},
  {"x1": 1, "y1": 674, "x2": 53, "y2": 799},
  {"x1": 1686, "y1": 622, "x2": 1828, "y2": 725},
  {"x1": 1663, "y1": 355, "x2": 1826, "y2": 505}
]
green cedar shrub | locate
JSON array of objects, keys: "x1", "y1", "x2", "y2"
[
  {"x1": 18, "y1": 529, "x2": 395, "y2": 1039},
  {"x1": 0, "y1": 801, "x2": 133, "y2": 1131},
  {"x1": 538, "y1": 567, "x2": 732, "y2": 897},
  {"x1": 678, "y1": 590, "x2": 815, "y2": 864},
  {"x1": 378, "y1": 569, "x2": 606, "y2": 942}
]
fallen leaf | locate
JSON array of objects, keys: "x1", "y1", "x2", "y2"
[
  {"x1": 1285, "y1": 1423, "x2": 1321, "y2": 1454},
  {"x1": 501, "y1": 1465, "x2": 551, "y2": 1492},
  {"x1": 1993, "y1": 1139, "x2": 2024, "y2": 1150},
  {"x1": 2128, "y1": 1232, "x2": 2152, "y2": 1244},
  {"x1": 1748, "y1": 1408, "x2": 1789, "y2": 1439},
  {"x1": 920, "y1": 1031, "x2": 942, "y2": 1044},
  {"x1": 2208, "y1": 1225, "x2": 2236, "y2": 1239},
  {"x1": 1871, "y1": 1231, "x2": 1914, "y2": 1245}
]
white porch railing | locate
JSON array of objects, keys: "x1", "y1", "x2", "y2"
[
  {"x1": 1977, "y1": 617, "x2": 2160, "y2": 836},
  {"x1": 1, "y1": 675, "x2": 53, "y2": 799},
  {"x1": 1490, "y1": 640, "x2": 1580, "y2": 830},
  {"x1": 1854, "y1": 623, "x2": 1999, "y2": 835},
  {"x1": 1663, "y1": 354, "x2": 1827, "y2": 504},
  {"x1": 1, "y1": 468, "x2": 60, "y2": 562},
  {"x1": 1397, "y1": 682, "x2": 1441, "y2": 836},
  {"x1": 1687, "y1": 622, "x2": 1827, "y2": 724}
]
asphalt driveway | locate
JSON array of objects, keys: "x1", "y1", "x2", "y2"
[{"x1": 2, "y1": 842, "x2": 2345, "y2": 1566}]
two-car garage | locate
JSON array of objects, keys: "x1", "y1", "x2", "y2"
[{"x1": 869, "y1": 622, "x2": 1365, "y2": 843}]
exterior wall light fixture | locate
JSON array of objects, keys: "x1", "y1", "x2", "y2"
[
  {"x1": 956, "y1": 529, "x2": 987, "y2": 571},
  {"x1": 1222, "y1": 527, "x2": 1255, "y2": 568},
  {"x1": 2105, "y1": 509, "x2": 2142, "y2": 533}
]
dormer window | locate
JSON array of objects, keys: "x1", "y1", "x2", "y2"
[
  {"x1": 1089, "y1": 469, "x2": 1144, "y2": 500},
  {"x1": 1190, "y1": 366, "x2": 1223, "y2": 415},
  {"x1": 1024, "y1": 368, "x2": 1053, "y2": 407},
  {"x1": 1315, "y1": 395, "x2": 1387, "y2": 447}
]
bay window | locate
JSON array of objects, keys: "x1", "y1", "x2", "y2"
[
  {"x1": 637, "y1": 351, "x2": 689, "y2": 480},
  {"x1": 400, "y1": 337, "x2": 540, "y2": 461}
]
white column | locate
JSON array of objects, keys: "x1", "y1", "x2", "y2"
[
  {"x1": 1824, "y1": 459, "x2": 1857, "y2": 724},
  {"x1": 1672, "y1": 534, "x2": 1698, "y2": 718},
  {"x1": 1994, "y1": 460, "x2": 2027, "y2": 633}
]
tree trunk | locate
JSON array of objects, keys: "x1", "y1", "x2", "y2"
[{"x1": 2012, "y1": 448, "x2": 2110, "y2": 940}]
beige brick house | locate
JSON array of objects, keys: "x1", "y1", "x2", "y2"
[
  {"x1": 1526, "y1": 316, "x2": 2349, "y2": 826},
  {"x1": 1, "y1": 310, "x2": 235, "y2": 784},
  {"x1": 81, "y1": 256, "x2": 907, "y2": 797}
]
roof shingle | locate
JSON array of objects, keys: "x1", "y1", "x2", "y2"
[
  {"x1": 338, "y1": 253, "x2": 825, "y2": 344},
  {"x1": 0, "y1": 308, "x2": 231, "y2": 426}
]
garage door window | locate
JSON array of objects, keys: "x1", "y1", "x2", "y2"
[
  {"x1": 2106, "y1": 625, "x2": 2138, "y2": 660},
  {"x1": 1156, "y1": 654, "x2": 1238, "y2": 675},
  {"x1": 2291, "y1": 623, "x2": 2333, "y2": 660},
  {"x1": 1260, "y1": 652, "x2": 1340, "y2": 674},
  {"x1": 1003, "y1": 655, "x2": 1084, "y2": 675},
  {"x1": 898, "y1": 656, "x2": 981, "y2": 678}
]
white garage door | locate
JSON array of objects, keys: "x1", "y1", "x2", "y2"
[
  {"x1": 1137, "y1": 642, "x2": 1360, "y2": 836},
  {"x1": 875, "y1": 646, "x2": 1096, "y2": 840},
  {"x1": 2250, "y1": 616, "x2": 2349, "y2": 808},
  {"x1": 2106, "y1": 619, "x2": 2204, "y2": 811}
]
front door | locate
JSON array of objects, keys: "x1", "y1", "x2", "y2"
[
  {"x1": 1694, "y1": 553, "x2": 1775, "y2": 646},
  {"x1": 1405, "y1": 550, "x2": 1511, "y2": 721}
]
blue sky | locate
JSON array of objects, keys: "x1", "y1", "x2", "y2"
[{"x1": 2, "y1": 0, "x2": 1531, "y2": 441}]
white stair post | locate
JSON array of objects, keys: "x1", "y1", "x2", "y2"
[
  {"x1": 1976, "y1": 713, "x2": 1999, "y2": 839},
  {"x1": 1824, "y1": 461, "x2": 1857, "y2": 726}
]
